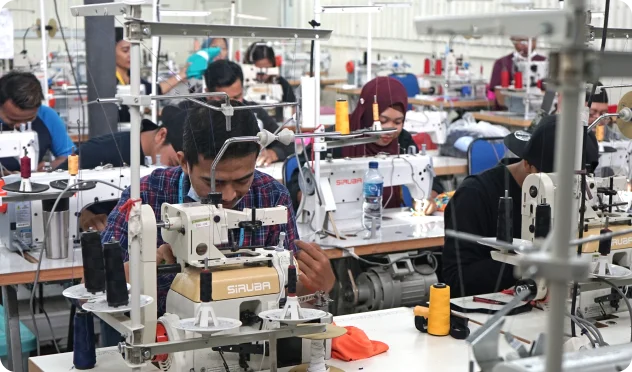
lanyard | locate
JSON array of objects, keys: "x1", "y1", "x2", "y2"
[
  {"x1": 178, "y1": 171, "x2": 244, "y2": 247},
  {"x1": 116, "y1": 70, "x2": 127, "y2": 85}
]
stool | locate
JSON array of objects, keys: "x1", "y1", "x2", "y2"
[{"x1": 0, "y1": 305, "x2": 37, "y2": 372}]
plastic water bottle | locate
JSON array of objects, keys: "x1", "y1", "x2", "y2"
[{"x1": 362, "y1": 161, "x2": 384, "y2": 231}]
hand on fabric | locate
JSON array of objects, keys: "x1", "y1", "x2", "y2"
[
  {"x1": 423, "y1": 198, "x2": 438, "y2": 215},
  {"x1": 256, "y1": 149, "x2": 279, "y2": 167},
  {"x1": 295, "y1": 240, "x2": 336, "y2": 294},
  {"x1": 79, "y1": 209, "x2": 108, "y2": 232}
]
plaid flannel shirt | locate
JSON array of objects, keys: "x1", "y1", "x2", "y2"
[{"x1": 101, "y1": 166, "x2": 298, "y2": 314}]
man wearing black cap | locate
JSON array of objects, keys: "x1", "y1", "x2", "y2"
[
  {"x1": 60, "y1": 105, "x2": 184, "y2": 231},
  {"x1": 443, "y1": 115, "x2": 599, "y2": 297}
]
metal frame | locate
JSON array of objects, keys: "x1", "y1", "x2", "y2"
[
  {"x1": 70, "y1": 4, "x2": 333, "y2": 370},
  {"x1": 416, "y1": 2, "x2": 632, "y2": 371}
]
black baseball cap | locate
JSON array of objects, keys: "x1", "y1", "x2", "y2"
[
  {"x1": 504, "y1": 115, "x2": 600, "y2": 173},
  {"x1": 140, "y1": 105, "x2": 185, "y2": 153}
]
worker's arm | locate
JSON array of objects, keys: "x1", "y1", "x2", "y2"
[
  {"x1": 443, "y1": 186, "x2": 516, "y2": 297},
  {"x1": 158, "y1": 68, "x2": 187, "y2": 95},
  {"x1": 38, "y1": 106, "x2": 74, "y2": 164}
]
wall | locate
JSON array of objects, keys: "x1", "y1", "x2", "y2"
[{"x1": 304, "y1": 0, "x2": 632, "y2": 104}]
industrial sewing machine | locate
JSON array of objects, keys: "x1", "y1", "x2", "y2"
[
  {"x1": 0, "y1": 166, "x2": 157, "y2": 252},
  {"x1": 490, "y1": 172, "x2": 632, "y2": 318},
  {"x1": 241, "y1": 64, "x2": 284, "y2": 104},
  {"x1": 300, "y1": 153, "x2": 435, "y2": 232},
  {"x1": 404, "y1": 110, "x2": 448, "y2": 145},
  {"x1": 346, "y1": 56, "x2": 411, "y2": 87},
  {"x1": 281, "y1": 50, "x2": 332, "y2": 81},
  {"x1": 0, "y1": 125, "x2": 39, "y2": 172}
]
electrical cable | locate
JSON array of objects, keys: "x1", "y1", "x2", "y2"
[
  {"x1": 319, "y1": 243, "x2": 439, "y2": 273},
  {"x1": 567, "y1": 312, "x2": 602, "y2": 347},
  {"x1": 596, "y1": 277, "x2": 632, "y2": 342},
  {"x1": 52, "y1": 0, "x2": 85, "y2": 130},
  {"x1": 29, "y1": 179, "x2": 127, "y2": 355},
  {"x1": 21, "y1": 26, "x2": 30, "y2": 56}
]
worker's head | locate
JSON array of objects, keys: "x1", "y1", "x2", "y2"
[
  {"x1": 587, "y1": 82, "x2": 610, "y2": 126},
  {"x1": 0, "y1": 72, "x2": 44, "y2": 127},
  {"x1": 202, "y1": 38, "x2": 228, "y2": 61},
  {"x1": 204, "y1": 60, "x2": 244, "y2": 102},
  {"x1": 179, "y1": 101, "x2": 259, "y2": 208},
  {"x1": 247, "y1": 42, "x2": 276, "y2": 68},
  {"x1": 115, "y1": 27, "x2": 130, "y2": 70},
  {"x1": 352, "y1": 77, "x2": 409, "y2": 149},
  {"x1": 504, "y1": 115, "x2": 599, "y2": 185},
  {"x1": 141, "y1": 106, "x2": 185, "y2": 166},
  {"x1": 510, "y1": 37, "x2": 537, "y2": 58}
]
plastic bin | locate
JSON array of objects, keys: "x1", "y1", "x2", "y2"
[{"x1": 0, "y1": 305, "x2": 37, "y2": 372}]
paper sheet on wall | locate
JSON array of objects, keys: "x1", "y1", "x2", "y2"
[{"x1": 0, "y1": 9, "x2": 13, "y2": 60}]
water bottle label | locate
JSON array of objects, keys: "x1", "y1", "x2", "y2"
[{"x1": 363, "y1": 182, "x2": 383, "y2": 197}]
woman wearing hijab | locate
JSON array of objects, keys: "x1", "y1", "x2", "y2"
[
  {"x1": 115, "y1": 27, "x2": 187, "y2": 122},
  {"x1": 287, "y1": 76, "x2": 444, "y2": 214}
]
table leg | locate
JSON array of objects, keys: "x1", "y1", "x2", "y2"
[
  {"x1": 2, "y1": 285, "x2": 23, "y2": 372},
  {"x1": 268, "y1": 335, "x2": 277, "y2": 372}
]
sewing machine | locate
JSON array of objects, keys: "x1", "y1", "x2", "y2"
[
  {"x1": 491, "y1": 172, "x2": 632, "y2": 317},
  {"x1": 404, "y1": 110, "x2": 448, "y2": 145},
  {"x1": 0, "y1": 166, "x2": 157, "y2": 252},
  {"x1": 281, "y1": 50, "x2": 331, "y2": 81},
  {"x1": 0, "y1": 126, "x2": 39, "y2": 172},
  {"x1": 301, "y1": 153, "x2": 435, "y2": 231},
  {"x1": 513, "y1": 59, "x2": 548, "y2": 88},
  {"x1": 241, "y1": 64, "x2": 284, "y2": 104},
  {"x1": 148, "y1": 201, "x2": 332, "y2": 371}
]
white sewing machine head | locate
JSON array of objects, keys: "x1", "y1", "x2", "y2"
[
  {"x1": 0, "y1": 165, "x2": 157, "y2": 252},
  {"x1": 301, "y1": 153, "x2": 434, "y2": 230},
  {"x1": 0, "y1": 127, "x2": 39, "y2": 172},
  {"x1": 404, "y1": 110, "x2": 448, "y2": 145},
  {"x1": 241, "y1": 64, "x2": 280, "y2": 86},
  {"x1": 512, "y1": 58, "x2": 548, "y2": 87}
]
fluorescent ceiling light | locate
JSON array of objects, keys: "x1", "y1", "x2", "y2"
[
  {"x1": 318, "y1": 5, "x2": 383, "y2": 14},
  {"x1": 373, "y1": 2, "x2": 412, "y2": 8},
  {"x1": 160, "y1": 10, "x2": 212, "y2": 17},
  {"x1": 235, "y1": 14, "x2": 268, "y2": 21}
]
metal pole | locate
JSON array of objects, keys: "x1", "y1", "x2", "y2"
[
  {"x1": 84, "y1": 0, "x2": 117, "y2": 138},
  {"x1": 545, "y1": 1, "x2": 587, "y2": 370},
  {"x1": 238, "y1": 0, "x2": 243, "y2": 62},
  {"x1": 2, "y1": 286, "x2": 22, "y2": 372},
  {"x1": 151, "y1": 0, "x2": 159, "y2": 123},
  {"x1": 313, "y1": 0, "x2": 322, "y2": 232},
  {"x1": 39, "y1": 0, "x2": 49, "y2": 106},
  {"x1": 367, "y1": 0, "x2": 372, "y2": 82},
  {"x1": 128, "y1": 21, "x2": 143, "y2": 330},
  {"x1": 525, "y1": 38, "x2": 532, "y2": 120},
  {"x1": 229, "y1": 1, "x2": 236, "y2": 61}
]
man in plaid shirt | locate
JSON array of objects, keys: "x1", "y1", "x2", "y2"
[{"x1": 100, "y1": 101, "x2": 335, "y2": 321}]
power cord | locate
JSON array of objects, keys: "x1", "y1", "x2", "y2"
[
  {"x1": 29, "y1": 179, "x2": 126, "y2": 355},
  {"x1": 596, "y1": 277, "x2": 632, "y2": 342}
]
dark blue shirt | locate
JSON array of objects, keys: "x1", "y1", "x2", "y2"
[{"x1": 0, "y1": 106, "x2": 73, "y2": 171}]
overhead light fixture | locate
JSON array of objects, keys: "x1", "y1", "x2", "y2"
[
  {"x1": 372, "y1": 2, "x2": 412, "y2": 7},
  {"x1": 318, "y1": 5, "x2": 383, "y2": 14},
  {"x1": 235, "y1": 14, "x2": 268, "y2": 21},
  {"x1": 160, "y1": 10, "x2": 212, "y2": 17}
]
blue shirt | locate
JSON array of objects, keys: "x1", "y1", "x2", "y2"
[{"x1": 0, "y1": 106, "x2": 74, "y2": 171}]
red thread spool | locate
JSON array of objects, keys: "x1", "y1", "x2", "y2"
[
  {"x1": 500, "y1": 69, "x2": 510, "y2": 88},
  {"x1": 514, "y1": 71, "x2": 523, "y2": 89},
  {"x1": 20, "y1": 156, "x2": 31, "y2": 179},
  {"x1": 423, "y1": 58, "x2": 431, "y2": 75},
  {"x1": 434, "y1": 59, "x2": 442, "y2": 76}
]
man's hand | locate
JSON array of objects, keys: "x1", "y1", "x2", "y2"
[
  {"x1": 157, "y1": 244, "x2": 176, "y2": 265},
  {"x1": 423, "y1": 199, "x2": 438, "y2": 215},
  {"x1": 295, "y1": 240, "x2": 335, "y2": 294},
  {"x1": 256, "y1": 149, "x2": 279, "y2": 167},
  {"x1": 79, "y1": 209, "x2": 108, "y2": 232}
]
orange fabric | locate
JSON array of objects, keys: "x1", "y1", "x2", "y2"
[{"x1": 331, "y1": 326, "x2": 389, "y2": 362}]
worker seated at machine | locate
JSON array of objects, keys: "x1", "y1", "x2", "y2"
[
  {"x1": 98, "y1": 101, "x2": 336, "y2": 345},
  {"x1": 489, "y1": 36, "x2": 546, "y2": 108},
  {"x1": 443, "y1": 115, "x2": 599, "y2": 298},
  {"x1": 115, "y1": 27, "x2": 190, "y2": 122},
  {"x1": 55, "y1": 106, "x2": 184, "y2": 231},
  {"x1": 201, "y1": 37, "x2": 228, "y2": 61},
  {"x1": 204, "y1": 60, "x2": 294, "y2": 166},
  {"x1": 287, "y1": 76, "x2": 444, "y2": 215},
  {"x1": 0, "y1": 71, "x2": 73, "y2": 172},
  {"x1": 244, "y1": 42, "x2": 296, "y2": 114}
]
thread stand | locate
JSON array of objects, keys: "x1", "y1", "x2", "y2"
[
  {"x1": 289, "y1": 324, "x2": 347, "y2": 372},
  {"x1": 3, "y1": 147, "x2": 49, "y2": 193}
]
